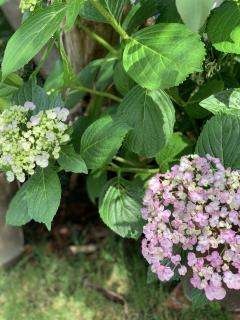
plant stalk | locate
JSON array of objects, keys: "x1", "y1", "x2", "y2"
[
  {"x1": 77, "y1": 21, "x2": 119, "y2": 57},
  {"x1": 113, "y1": 156, "x2": 137, "y2": 167},
  {"x1": 89, "y1": 0, "x2": 129, "y2": 40},
  {"x1": 70, "y1": 86, "x2": 122, "y2": 102},
  {"x1": 107, "y1": 166, "x2": 159, "y2": 174}
]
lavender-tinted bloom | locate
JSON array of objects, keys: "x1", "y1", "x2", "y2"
[
  {"x1": 24, "y1": 101, "x2": 36, "y2": 110},
  {"x1": 30, "y1": 115, "x2": 41, "y2": 126},
  {"x1": 142, "y1": 155, "x2": 240, "y2": 301}
]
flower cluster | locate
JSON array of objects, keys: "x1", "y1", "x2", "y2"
[
  {"x1": 234, "y1": 0, "x2": 240, "y2": 7},
  {"x1": 0, "y1": 103, "x2": 70, "y2": 183},
  {"x1": 19, "y1": 0, "x2": 39, "y2": 12},
  {"x1": 142, "y1": 154, "x2": 240, "y2": 301}
]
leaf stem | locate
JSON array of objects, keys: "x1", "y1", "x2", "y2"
[
  {"x1": 113, "y1": 156, "x2": 136, "y2": 167},
  {"x1": 166, "y1": 90, "x2": 186, "y2": 108},
  {"x1": 89, "y1": 0, "x2": 129, "y2": 40},
  {"x1": 69, "y1": 86, "x2": 123, "y2": 102},
  {"x1": 77, "y1": 20, "x2": 119, "y2": 57},
  {"x1": 107, "y1": 165, "x2": 159, "y2": 174}
]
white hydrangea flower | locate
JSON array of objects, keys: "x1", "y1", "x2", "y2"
[
  {"x1": 17, "y1": 173, "x2": 26, "y2": 183},
  {"x1": 30, "y1": 115, "x2": 41, "y2": 126},
  {"x1": 6, "y1": 171, "x2": 15, "y2": 183},
  {"x1": 56, "y1": 107, "x2": 69, "y2": 122},
  {"x1": 19, "y1": 0, "x2": 38, "y2": 12},
  {"x1": 35, "y1": 154, "x2": 49, "y2": 168},
  {"x1": 0, "y1": 104, "x2": 70, "y2": 182},
  {"x1": 24, "y1": 101, "x2": 36, "y2": 111}
]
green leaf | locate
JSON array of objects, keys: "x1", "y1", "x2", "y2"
[
  {"x1": 156, "y1": 133, "x2": 192, "y2": 172},
  {"x1": 176, "y1": 0, "x2": 214, "y2": 32},
  {"x1": 87, "y1": 170, "x2": 107, "y2": 204},
  {"x1": 0, "y1": 73, "x2": 23, "y2": 109},
  {"x1": 196, "y1": 114, "x2": 240, "y2": 169},
  {"x1": 58, "y1": 145, "x2": 88, "y2": 174},
  {"x1": 47, "y1": 92, "x2": 64, "y2": 108},
  {"x1": 25, "y1": 168, "x2": 61, "y2": 230},
  {"x1": 13, "y1": 80, "x2": 63, "y2": 111},
  {"x1": 0, "y1": 83, "x2": 19, "y2": 109},
  {"x1": 95, "y1": 55, "x2": 116, "y2": 91},
  {"x1": 0, "y1": 83, "x2": 19, "y2": 99},
  {"x1": 200, "y1": 88, "x2": 240, "y2": 115},
  {"x1": 66, "y1": 59, "x2": 103, "y2": 107},
  {"x1": 80, "y1": 115, "x2": 130, "y2": 170},
  {"x1": 214, "y1": 25, "x2": 240, "y2": 54},
  {"x1": 78, "y1": 59, "x2": 104, "y2": 87},
  {"x1": 59, "y1": 39, "x2": 78, "y2": 86},
  {"x1": 65, "y1": 0, "x2": 84, "y2": 30},
  {"x1": 72, "y1": 116, "x2": 94, "y2": 152},
  {"x1": 66, "y1": 56, "x2": 115, "y2": 107},
  {"x1": 185, "y1": 79, "x2": 224, "y2": 119},
  {"x1": 80, "y1": 0, "x2": 127, "y2": 23},
  {"x1": 123, "y1": 23, "x2": 205, "y2": 90},
  {"x1": 12, "y1": 81, "x2": 49, "y2": 112},
  {"x1": 147, "y1": 267, "x2": 158, "y2": 284},
  {"x1": 2, "y1": 4, "x2": 66, "y2": 78},
  {"x1": 44, "y1": 60, "x2": 64, "y2": 93},
  {"x1": 123, "y1": 0, "x2": 161, "y2": 34},
  {"x1": 191, "y1": 288, "x2": 208, "y2": 307},
  {"x1": 0, "y1": 72, "x2": 23, "y2": 87},
  {"x1": 117, "y1": 86, "x2": 175, "y2": 158},
  {"x1": 207, "y1": 1, "x2": 240, "y2": 53},
  {"x1": 99, "y1": 178, "x2": 143, "y2": 238},
  {"x1": 6, "y1": 184, "x2": 31, "y2": 226},
  {"x1": 113, "y1": 61, "x2": 135, "y2": 96},
  {"x1": 156, "y1": 0, "x2": 182, "y2": 23}
]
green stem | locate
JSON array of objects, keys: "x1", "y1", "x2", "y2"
[
  {"x1": 166, "y1": 90, "x2": 186, "y2": 108},
  {"x1": 110, "y1": 162, "x2": 120, "y2": 170},
  {"x1": 69, "y1": 86, "x2": 122, "y2": 102},
  {"x1": 30, "y1": 37, "x2": 55, "y2": 79},
  {"x1": 77, "y1": 21, "x2": 119, "y2": 56},
  {"x1": 166, "y1": 90, "x2": 200, "y2": 137},
  {"x1": 107, "y1": 166, "x2": 159, "y2": 174},
  {"x1": 113, "y1": 156, "x2": 136, "y2": 167},
  {"x1": 89, "y1": 0, "x2": 129, "y2": 40},
  {"x1": 88, "y1": 95, "x2": 105, "y2": 117}
]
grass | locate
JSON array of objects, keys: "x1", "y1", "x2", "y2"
[{"x1": 0, "y1": 229, "x2": 231, "y2": 320}]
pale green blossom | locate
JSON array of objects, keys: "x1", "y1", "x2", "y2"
[
  {"x1": 19, "y1": 0, "x2": 39, "y2": 12},
  {"x1": 0, "y1": 103, "x2": 70, "y2": 182},
  {"x1": 234, "y1": 0, "x2": 240, "y2": 6}
]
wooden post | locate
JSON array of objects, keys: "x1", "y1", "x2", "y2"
[{"x1": 0, "y1": 176, "x2": 24, "y2": 266}]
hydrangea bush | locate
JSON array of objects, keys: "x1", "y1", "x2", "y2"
[
  {"x1": 1, "y1": 0, "x2": 240, "y2": 306},
  {"x1": 142, "y1": 155, "x2": 240, "y2": 301}
]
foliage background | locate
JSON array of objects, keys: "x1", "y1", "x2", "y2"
[{"x1": 1, "y1": 0, "x2": 240, "y2": 318}]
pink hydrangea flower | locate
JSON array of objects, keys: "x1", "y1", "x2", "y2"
[
  {"x1": 156, "y1": 265, "x2": 174, "y2": 281},
  {"x1": 205, "y1": 283, "x2": 226, "y2": 301},
  {"x1": 141, "y1": 155, "x2": 240, "y2": 302},
  {"x1": 178, "y1": 265, "x2": 187, "y2": 276},
  {"x1": 206, "y1": 251, "x2": 223, "y2": 268}
]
